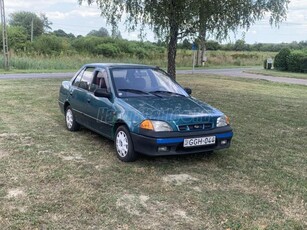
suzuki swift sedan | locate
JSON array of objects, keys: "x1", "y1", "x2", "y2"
[{"x1": 58, "y1": 63, "x2": 233, "y2": 162}]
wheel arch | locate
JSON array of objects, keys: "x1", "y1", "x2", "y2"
[
  {"x1": 113, "y1": 120, "x2": 129, "y2": 139},
  {"x1": 64, "y1": 101, "x2": 70, "y2": 112}
]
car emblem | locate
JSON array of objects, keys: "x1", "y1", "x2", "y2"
[{"x1": 194, "y1": 125, "x2": 201, "y2": 129}]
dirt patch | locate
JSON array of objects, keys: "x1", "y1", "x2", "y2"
[
  {"x1": 60, "y1": 154, "x2": 85, "y2": 161},
  {"x1": 281, "y1": 197, "x2": 307, "y2": 225},
  {"x1": 116, "y1": 194, "x2": 149, "y2": 216},
  {"x1": 6, "y1": 188, "x2": 26, "y2": 199},
  {"x1": 162, "y1": 174, "x2": 199, "y2": 186},
  {"x1": 8, "y1": 205, "x2": 28, "y2": 213},
  {"x1": 0, "y1": 149, "x2": 9, "y2": 159},
  {"x1": 0, "y1": 133, "x2": 34, "y2": 146},
  {"x1": 116, "y1": 193, "x2": 196, "y2": 228},
  {"x1": 0, "y1": 133, "x2": 19, "y2": 138}
]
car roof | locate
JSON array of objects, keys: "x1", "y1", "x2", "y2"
[{"x1": 83, "y1": 63, "x2": 158, "y2": 69}]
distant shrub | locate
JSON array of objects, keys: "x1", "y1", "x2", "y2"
[
  {"x1": 274, "y1": 48, "x2": 291, "y2": 71},
  {"x1": 287, "y1": 51, "x2": 306, "y2": 72},
  {"x1": 95, "y1": 43, "x2": 120, "y2": 57},
  {"x1": 33, "y1": 35, "x2": 72, "y2": 56},
  {"x1": 300, "y1": 57, "x2": 307, "y2": 73}
]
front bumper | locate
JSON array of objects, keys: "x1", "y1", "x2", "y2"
[{"x1": 131, "y1": 126, "x2": 233, "y2": 156}]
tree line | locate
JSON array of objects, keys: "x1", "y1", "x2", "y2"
[{"x1": 2, "y1": 1, "x2": 294, "y2": 75}]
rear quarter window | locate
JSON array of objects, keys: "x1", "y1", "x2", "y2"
[{"x1": 78, "y1": 67, "x2": 95, "y2": 90}]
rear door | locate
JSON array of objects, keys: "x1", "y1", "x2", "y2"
[{"x1": 69, "y1": 67, "x2": 95, "y2": 126}]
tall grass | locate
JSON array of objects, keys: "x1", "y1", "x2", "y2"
[
  {"x1": 177, "y1": 50, "x2": 277, "y2": 67},
  {"x1": 0, "y1": 50, "x2": 277, "y2": 71}
]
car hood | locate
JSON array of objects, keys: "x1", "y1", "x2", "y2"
[{"x1": 120, "y1": 96, "x2": 223, "y2": 125}]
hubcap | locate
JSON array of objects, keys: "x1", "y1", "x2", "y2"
[
  {"x1": 66, "y1": 109, "x2": 73, "y2": 129},
  {"x1": 116, "y1": 131, "x2": 129, "y2": 157}
]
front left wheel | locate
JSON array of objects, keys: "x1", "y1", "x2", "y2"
[{"x1": 115, "y1": 126, "x2": 138, "y2": 162}]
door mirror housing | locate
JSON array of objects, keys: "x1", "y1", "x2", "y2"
[
  {"x1": 184, "y1": 87, "x2": 192, "y2": 95},
  {"x1": 94, "y1": 88, "x2": 112, "y2": 99}
]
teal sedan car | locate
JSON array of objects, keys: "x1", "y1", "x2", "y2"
[{"x1": 59, "y1": 63, "x2": 233, "y2": 162}]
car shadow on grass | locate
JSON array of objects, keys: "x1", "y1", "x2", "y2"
[{"x1": 73, "y1": 126, "x2": 223, "y2": 167}]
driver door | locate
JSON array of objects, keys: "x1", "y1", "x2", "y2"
[{"x1": 86, "y1": 69, "x2": 116, "y2": 138}]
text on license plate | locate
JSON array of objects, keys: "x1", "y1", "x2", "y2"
[{"x1": 183, "y1": 136, "x2": 216, "y2": 147}]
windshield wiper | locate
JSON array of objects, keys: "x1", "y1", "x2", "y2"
[
  {"x1": 118, "y1": 88, "x2": 162, "y2": 97},
  {"x1": 149, "y1": 90, "x2": 186, "y2": 97},
  {"x1": 118, "y1": 88, "x2": 149, "y2": 95}
]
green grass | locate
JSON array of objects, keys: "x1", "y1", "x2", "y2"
[
  {"x1": 245, "y1": 69, "x2": 307, "y2": 80},
  {"x1": 0, "y1": 75, "x2": 306, "y2": 229}
]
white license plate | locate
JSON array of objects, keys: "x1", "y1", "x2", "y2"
[{"x1": 183, "y1": 136, "x2": 216, "y2": 147}]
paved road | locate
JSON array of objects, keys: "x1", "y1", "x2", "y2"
[
  {"x1": 1, "y1": 68, "x2": 307, "y2": 86},
  {"x1": 0, "y1": 72, "x2": 75, "y2": 80},
  {"x1": 177, "y1": 68, "x2": 307, "y2": 86}
]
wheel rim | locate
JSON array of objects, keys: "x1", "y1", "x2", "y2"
[
  {"x1": 116, "y1": 131, "x2": 129, "y2": 158},
  {"x1": 66, "y1": 109, "x2": 73, "y2": 129}
]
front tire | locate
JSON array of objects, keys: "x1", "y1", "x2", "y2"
[
  {"x1": 65, "y1": 106, "x2": 80, "y2": 131},
  {"x1": 115, "y1": 126, "x2": 138, "y2": 162}
]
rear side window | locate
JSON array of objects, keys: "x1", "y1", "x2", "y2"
[{"x1": 78, "y1": 67, "x2": 95, "y2": 90}]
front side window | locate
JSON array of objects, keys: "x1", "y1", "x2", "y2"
[
  {"x1": 110, "y1": 68, "x2": 188, "y2": 98},
  {"x1": 91, "y1": 69, "x2": 109, "y2": 92}
]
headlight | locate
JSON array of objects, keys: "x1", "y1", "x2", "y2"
[
  {"x1": 217, "y1": 115, "x2": 230, "y2": 127},
  {"x1": 140, "y1": 120, "x2": 172, "y2": 132}
]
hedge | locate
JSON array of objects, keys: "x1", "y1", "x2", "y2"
[{"x1": 274, "y1": 48, "x2": 290, "y2": 71}]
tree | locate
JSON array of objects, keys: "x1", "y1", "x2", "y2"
[
  {"x1": 87, "y1": 27, "x2": 109, "y2": 37},
  {"x1": 0, "y1": 26, "x2": 27, "y2": 51},
  {"x1": 9, "y1": 11, "x2": 45, "y2": 39},
  {"x1": 194, "y1": 0, "x2": 289, "y2": 65},
  {"x1": 79, "y1": 0, "x2": 289, "y2": 79},
  {"x1": 111, "y1": 27, "x2": 122, "y2": 39},
  {"x1": 40, "y1": 13, "x2": 52, "y2": 32},
  {"x1": 234, "y1": 39, "x2": 247, "y2": 51},
  {"x1": 53, "y1": 29, "x2": 75, "y2": 39},
  {"x1": 79, "y1": 0, "x2": 196, "y2": 78}
]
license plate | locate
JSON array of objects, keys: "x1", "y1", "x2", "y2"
[{"x1": 183, "y1": 136, "x2": 216, "y2": 147}]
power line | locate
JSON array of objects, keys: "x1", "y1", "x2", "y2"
[{"x1": 0, "y1": 0, "x2": 9, "y2": 70}]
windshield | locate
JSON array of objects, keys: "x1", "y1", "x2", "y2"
[{"x1": 110, "y1": 68, "x2": 188, "y2": 98}]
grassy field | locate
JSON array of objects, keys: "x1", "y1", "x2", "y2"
[
  {"x1": 245, "y1": 69, "x2": 307, "y2": 80},
  {"x1": 0, "y1": 75, "x2": 306, "y2": 229},
  {"x1": 0, "y1": 51, "x2": 275, "y2": 72}
]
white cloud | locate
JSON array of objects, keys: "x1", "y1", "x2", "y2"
[{"x1": 47, "y1": 8, "x2": 100, "y2": 20}]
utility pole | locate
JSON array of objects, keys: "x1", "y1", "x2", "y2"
[
  {"x1": 31, "y1": 18, "x2": 33, "y2": 42},
  {"x1": 0, "y1": 0, "x2": 9, "y2": 70}
]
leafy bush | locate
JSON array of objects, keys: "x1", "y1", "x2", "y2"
[
  {"x1": 95, "y1": 43, "x2": 120, "y2": 57},
  {"x1": 300, "y1": 57, "x2": 307, "y2": 73},
  {"x1": 287, "y1": 50, "x2": 306, "y2": 72},
  {"x1": 33, "y1": 35, "x2": 72, "y2": 55},
  {"x1": 274, "y1": 48, "x2": 291, "y2": 71}
]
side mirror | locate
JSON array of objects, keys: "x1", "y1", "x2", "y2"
[
  {"x1": 94, "y1": 88, "x2": 112, "y2": 99},
  {"x1": 184, "y1": 87, "x2": 192, "y2": 95}
]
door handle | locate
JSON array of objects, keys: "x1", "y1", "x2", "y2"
[
  {"x1": 87, "y1": 98, "x2": 91, "y2": 103},
  {"x1": 69, "y1": 91, "x2": 73, "y2": 96}
]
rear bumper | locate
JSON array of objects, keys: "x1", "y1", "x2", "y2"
[{"x1": 131, "y1": 126, "x2": 233, "y2": 156}]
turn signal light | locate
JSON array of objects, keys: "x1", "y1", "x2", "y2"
[
  {"x1": 226, "y1": 116, "x2": 230, "y2": 125},
  {"x1": 140, "y1": 120, "x2": 154, "y2": 130}
]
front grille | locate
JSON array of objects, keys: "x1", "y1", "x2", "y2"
[{"x1": 178, "y1": 123, "x2": 213, "y2": 131}]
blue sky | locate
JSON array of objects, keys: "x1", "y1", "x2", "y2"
[{"x1": 5, "y1": 0, "x2": 307, "y2": 44}]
